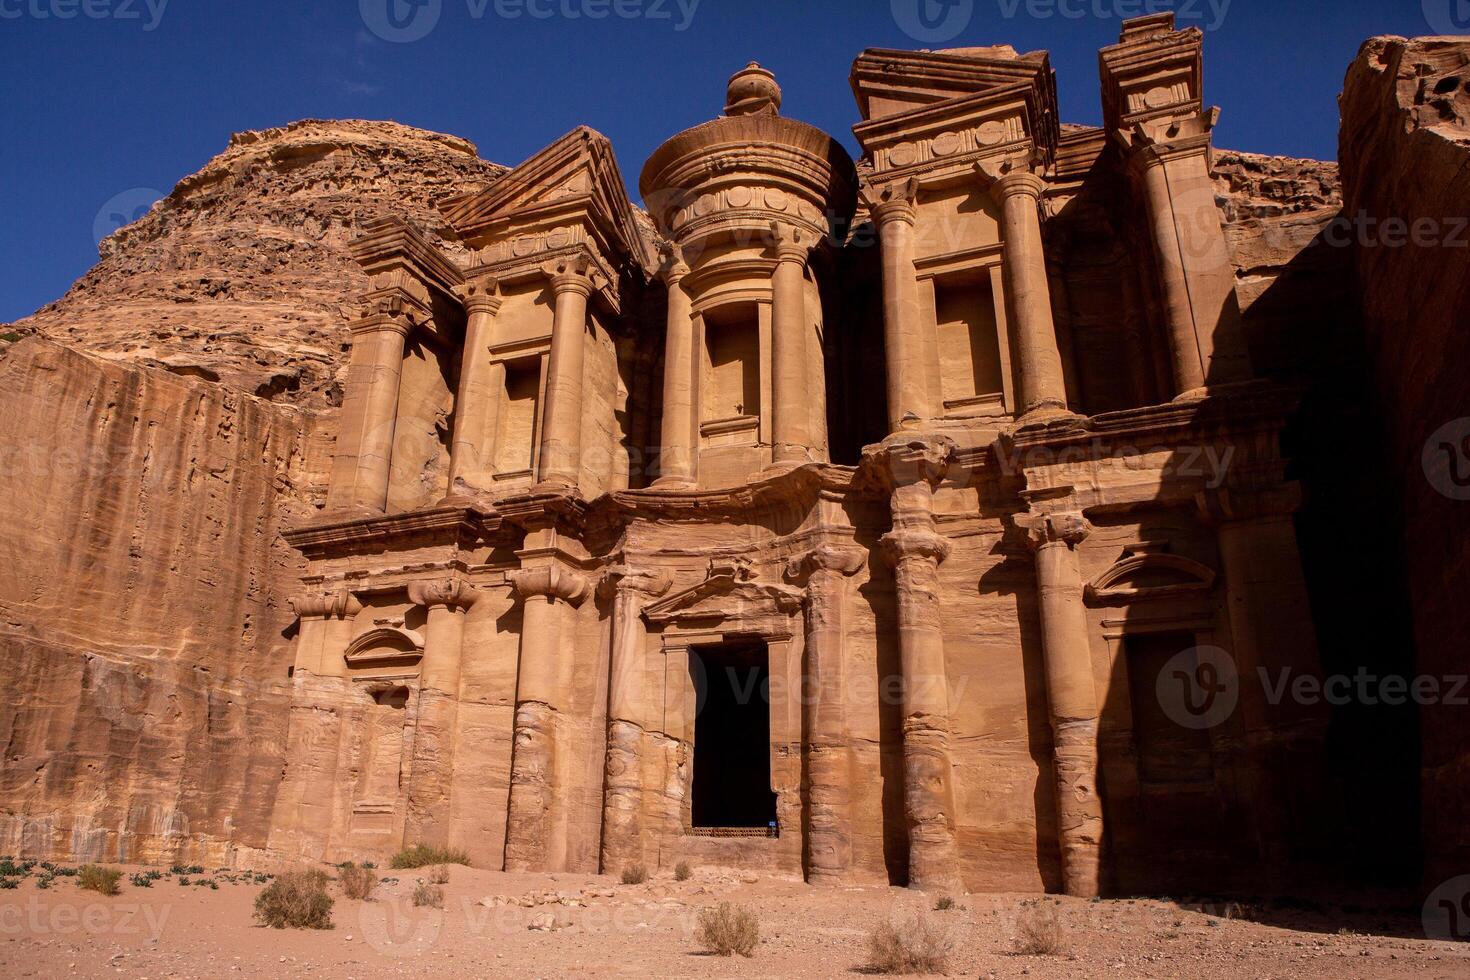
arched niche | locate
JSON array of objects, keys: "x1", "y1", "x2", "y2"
[{"x1": 1084, "y1": 552, "x2": 1216, "y2": 607}]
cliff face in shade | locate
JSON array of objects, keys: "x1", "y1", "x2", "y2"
[
  {"x1": 0, "y1": 120, "x2": 504, "y2": 864},
  {"x1": 1339, "y1": 35, "x2": 1470, "y2": 888}
]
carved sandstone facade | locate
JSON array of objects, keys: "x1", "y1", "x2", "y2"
[{"x1": 268, "y1": 16, "x2": 1335, "y2": 894}]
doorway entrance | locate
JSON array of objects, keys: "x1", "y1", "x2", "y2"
[{"x1": 689, "y1": 642, "x2": 777, "y2": 829}]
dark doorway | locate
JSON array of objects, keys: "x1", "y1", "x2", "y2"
[{"x1": 690, "y1": 643, "x2": 777, "y2": 829}]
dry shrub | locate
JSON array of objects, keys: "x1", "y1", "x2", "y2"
[
  {"x1": 933, "y1": 895, "x2": 955, "y2": 911},
  {"x1": 867, "y1": 912, "x2": 953, "y2": 974},
  {"x1": 698, "y1": 902, "x2": 759, "y2": 957},
  {"x1": 674, "y1": 861, "x2": 692, "y2": 882},
  {"x1": 338, "y1": 862, "x2": 377, "y2": 901},
  {"x1": 77, "y1": 865, "x2": 122, "y2": 897},
  {"x1": 390, "y1": 845, "x2": 468, "y2": 869},
  {"x1": 412, "y1": 882, "x2": 444, "y2": 908},
  {"x1": 620, "y1": 864, "x2": 648, "y2": 885},
  {"x1": 1012, "y1": 902, "x2": 1066, "y2": 956},
  {"x1": 254, "y1": 870, "x2": 334, "y2": 930},
  {"x1": 427, "y1": 864, "x2": 450, "y2": 885}
]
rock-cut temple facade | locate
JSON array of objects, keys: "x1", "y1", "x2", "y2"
[{"x1": 268, "y1": 14, "x2": 1335, "y2": 895}]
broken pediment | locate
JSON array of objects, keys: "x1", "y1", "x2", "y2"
[
  {"x1": 343, "y1": 626, "x2": 425, "y2": 671},
  {"x1": 643, "y1": 558, "x2": 803, "y2": 626},
  {"x1": 1084, "y1": 552, "x2": 1216, "y2": 606}
]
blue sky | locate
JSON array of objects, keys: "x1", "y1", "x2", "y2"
[{"x1": 0, "y1": 0, "x2": 1452, "y2": 323}]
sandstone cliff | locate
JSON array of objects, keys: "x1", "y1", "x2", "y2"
[
  {"x1": 1339, "y1": 35, "x2": 1470, "y2": 888},
  {"x1": 0, "y1": 120, "x2": 503, "y2": 863}
]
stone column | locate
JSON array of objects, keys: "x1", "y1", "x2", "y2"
[
  {"x1": 655, "y1": 250, "x2": 697, "y2": 488},
  {"x1": 868, "y1": 436, "x2": 963, "y2": 892},
  {"x1": 403, "y1": 579, "x2": 478, "y2": 849},
  {"x1": 1127, "y1": 135, "x2": 1251, "y2": 398},
  {"x1": 328, "y1": 307, "x2": 411, "y2": 513},
  {"x1": 537, "y1": 257, "x2": 594, "y2": 490},
  {"x1": 866, "y1": 179, "x2": 932, "y2": 432},
  {"x1": 787, "y1": 545, "x2": 867, "y2": 885},
  {"x1": 597, "y1": 565, "x2": 671, "y2": 875},
  {"x1": 447, "y1": 277, "x2": 503, "y2": 496},
  {"x1": 769, "y1": 223, "x2": 814, "y2": 469},
  {"x1": 1198, "y1": 485, "x2": 1325, "y2": 871},
  {"x1": 503, "y1": 564, "x2": 590, "y2": 872},
  {"x1": 980, "y1": 164, "x2": 1070, "y2": 421},
  {"x1": 1016, "y1": 507, "x2": 1103, "y2": 897}
]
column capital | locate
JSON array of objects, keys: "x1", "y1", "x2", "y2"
[
  {"x1": 455, "y1": 274, "x2": 502, "y2": 317},
  {"x1": 861, "y1": 176, "x2": 919, "y2": 228},
  {"x1": 785, "y1": 544, "x2": 867, "y2": 585},
  {"x1": 597, "y1": 564, "x2": 673, "y2": 602},
  {"x1": 768, "y1": 221, "x2": 815, "y2": 266},
  {"x1": 657, "y1": 242, "x2": 690, "y2": 285},
  {"x1": 349, "y1": 294, "x2": 418, "y2": 337},
  {"x1": 862, "y1": 434, "x2": 955, "y2": 490},
  {"x1": 1114, "y1": 110, "x2": 1217, "y2": 173},
  {"x1": 1195, "y1": 483, "x2": 1302, "y2": 526},
  {"x1": 1014, "y1": 510, "x2": 1092, "y2": 551},
  {"x1": 509, "y1": 564, "x2": 591, "y2": 607},
  {"x1": 879, "y1": 528, "x2": 951, "y2": 565},
  {"x1": 541, "y1": 255, "x2": 596, "y2": 297},
  {"x1": 290, "y1": 590, "x2": 362, "y2": 621},
  {"x1": 975, "y1": 151, "x2": 1047, "y2": 204},
  {"x1": 407, "y1": 577, "x2": 480, "y2": 610}
]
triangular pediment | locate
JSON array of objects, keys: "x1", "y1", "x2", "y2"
[
  {"x1": 851, "y1": 46, "x2": 1055, "y2": 127},
  {"x1": 643, "y1": 562, "x2": 803, "y2": 625},
  {"x1": 440, "y1": 126, "x2": 650, "y2": 271}
]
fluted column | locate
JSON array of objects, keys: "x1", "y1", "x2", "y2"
[
  {"x1": 503, "y1": 564, "x2": 590, "y2": 872},
  {"x1": 403, "y1": 579, "x2": 478, "y2": 849},
  {"x1": 787, "y1": 545, "x2": 867, "y2": 885},
  {"x1": 597, "y1": 565, "x2": 671, "y2": 876},
  {"x1": 328, "y1": 307, "x2": 411, "y2": 512},
  {"x1": 447, "y1": 277, "x2": 503, "y2": 496},
  {"x1": 769, "y1": 223, "x2": 814, "y2": 469},
  {"x1": 1016, "y1": 507, "x2": 1102, "y2": 897},
  {"x1": 1127, "y1": 134, "x2": 1251, "y2": 398},
  {"x1": 866, "y1": 179, "x2": 933, "y2": 432},
  {"x1": 980, "y1": 164, "x2": 1070, "y2": 421},
  {"x1": 655, "y1": 250, "x2": 697, "y2": 488},
  {"x1": 537, "y1": 257, "x2": 594, "y2": 490},
  {"x1": 867, "y1": 436, "x2": 963, "y2": 892}
]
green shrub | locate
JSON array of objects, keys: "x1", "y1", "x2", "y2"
[
  {"x1": 620, "y1": 864, "x2": 648, "y2": 885},
  {"x1": 867, "y1": 913, "x2": 953, "y2": 974},
  {"x1": 0, "y1": 858, "x2": 26, "y2": 877},
  {"x1": 253, "y1": 870, "x2": 333, "y2": 930},
  {"x1": 338, "y1": 862, "x2": 377, "y2": 900},
  {"x1": 129, "y1": 873, "x2": 153, "y2": 888},
  {"x1": 697, "y1": 902, "x2": 759, "y2": 957},
  {"x1": 0, "y1": 878, "x2": 18, "y2": 890},
  {"x1": 674, "y1": 861, "x2": 692, "y2": 882},
  {"x1": 77, "y1": 866, "x2": 122, "y2": 897},
  {"x1": 389, "y1": 845, "x2": 468, "y2": 870},
  {"x1": 933, "y1": 896, "x2": 955, "y2": 911}
]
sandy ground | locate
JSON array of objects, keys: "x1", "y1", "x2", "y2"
[{"x1": 2, "y1": 863, "x2": 1468, "y2": 979}]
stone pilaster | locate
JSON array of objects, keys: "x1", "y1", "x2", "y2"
[
  {"x1": 864, "y1": 178, "x2": 935, "y2": 432},
  {"x1": 327, "y1": 300, "x2": 413, "y2": 513},
  {"x1": 977, "y1": 159, "x2": 1072, "y2": 422},
  {"x1": 504, "y1": 562, "x2": 591, "y2": 872},
  {"x1": 536, "y1": 256, "x2": 595, "y2": 490},
  {"x1": 596, "y1": 565, "x2": 671, "y2": 876},
  {"x1": 787, "y1": 544, "x2": 867, "y2": 885},
  {"x1": 867, "y1": 435, "x2": 963, "y2": 892},
  {"x1": 446, "y1": 276, "x2": 503, "y2": 497},
  {"x1": 403, "y1": 578, "x2": 479, "y2": 850},
  {"x1": 769, "y1": 223, "x2": 816, "y2": 470},
  {"x1": 654, "y1": 247, "x2": 697, "y2": 488},
  {"x1": 1015, "y1": 504, "x2": 1103, "y2": 897}
]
